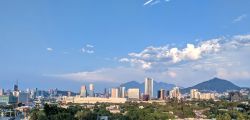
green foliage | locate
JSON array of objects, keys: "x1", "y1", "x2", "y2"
[
  {"x1": 30, "y1": 109, "x2": 48, "y2": 120},
  {"x1": 28, "y1": 100, "x2": 250, "y2": 120},
  {"x1": 216, "y1": 113, "x2": 231, "y2": 120}
]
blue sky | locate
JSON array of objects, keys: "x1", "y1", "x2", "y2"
[{"x1": 0, "y1": 0, "x2": 250, "y2": 92}]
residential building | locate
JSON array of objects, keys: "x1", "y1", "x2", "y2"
[
  {"x1": 111, "y1": 88, "x2": 119, "y2": 98},
  {"x1": 127, "y1": 88, "x2": 140, "y2": 100}
]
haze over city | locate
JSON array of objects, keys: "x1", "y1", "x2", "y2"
[{"x1": 1, "y1": 0, "x2": 250, "y2": 92}]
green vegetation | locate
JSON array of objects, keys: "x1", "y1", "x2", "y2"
[{"x1": 29, "y1": 100, "x2": 250, "y2": 120}]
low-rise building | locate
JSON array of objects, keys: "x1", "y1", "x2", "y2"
[{"x1": 63, "y1": 96, "x2": 127, "y2": 104}]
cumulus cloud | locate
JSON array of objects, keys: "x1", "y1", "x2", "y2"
[
  {"x1": 121, "y1": 38, "x2": 221, "y2": 71},
  {"x1": 46, "y1": 48, "x2": 53, "y2": 52},
  {"x1": 233, "y1": 14, "x2": 247, "y2": 23},
  {"x1": 48, "y1": 34, "x2": 250, "y2": 87}
]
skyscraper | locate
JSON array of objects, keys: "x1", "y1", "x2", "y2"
[
  {"x1": 80, "y1": 85, "x2": 87, "y2": 97},
  {"x1": 145, "y1": 77, "x2": 153, "y2": 98},
  {"x1": 14, "y1": 80, "x2": 18, "y2": 92},
  {"x1": 89, "y1": 84, "x2": 94, "y2": 97},
  {"x1": 119, "y1": 87, "x2": 125, "y2": 98},
  {"x1": 157, "y1": 89, "x2": 165, "y2": 100},
  {"x1": 111, "y1": 88, "x2": 119, "y2": 98}
]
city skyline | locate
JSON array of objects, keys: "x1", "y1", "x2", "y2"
[{"x1": 0, "y1": 0, "x2": 250, "y2": 92}]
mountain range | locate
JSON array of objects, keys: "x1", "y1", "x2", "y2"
[
  {"x1": 120, "y1": 77, "x2": 242, "y2": 95},
  {"x1": 181, "y1": 77, "x2": 241, "y2": 93}
]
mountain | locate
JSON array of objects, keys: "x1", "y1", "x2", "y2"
[
  {"x1": 120, "y1": 81, "x2": 175, "y2": 97},
  {"x1": 181, "y1": 77, "x2": 241, "y2": 93}
]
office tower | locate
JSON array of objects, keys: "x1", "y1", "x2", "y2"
[
  {"x1": 18, "y1": 92, "x2": 29, "y2": 105},
  {"x1": 169, "y1": 87, "x2": 181, "y2": 99},
  {"x1": 0, "y1": 88, "x2": 4, "y2": 96},
  {"x1": 145, "y1": 77, "x2": 153, "y2": 98},
  {"x1": 104, "y1": 88, "x2": 108, "y2": 98},
  {"x1": 14, "y1": 80, "x2": 18, "y2": 92},
  {"x1": 128, "y1": 88, "x2": 140, "y2": 100},
  {"x1": 157, "y1": 89, "x2": 165, "y2": 100},
  {"x1": 89, "y1": 84, "x2": 94, "y2": 97},
  {"x1": 190, "y1": 89, "x2": 200, "y2": 99},
  {"x1": 35, "y1": 88, "x2": 38, "y2": 98},
  {"x1": 111, "y1": 88, "x2": 119, "y2": 98},
  {"x1": 119, "y1": 87, "x2": 126, "y2": 98},
  {"x1": 80, "y1": 85, "x2": 87, "y2": 97}
]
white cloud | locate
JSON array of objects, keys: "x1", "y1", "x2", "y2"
[
  {"x1": 217, "y1": 68, "x2": 250, "y2": 80},
  {"x1": 121, "y1": 38, "x2": 221, "y2": 70},
  {"x1": 46, "y1": 48, "x2": 53, "y2": 52},
  {"x1": 81, "y1": 44, "x2": 95, "y2": 54},
  {"x1": 144, "y1": 0, "x2": 154, "y2": 6},
  {"x1": 233, "y1": 14, "x2": 247, "y2": 23},
  {"x1": 86, "y1": 44, "x2": 94, "y2": 48},
  {"x1": 48, "y1": 34, "x2": 250, "y2": 87},
  {"x1": 143, "y1": 0, "x2": 170, "y2": 6}
]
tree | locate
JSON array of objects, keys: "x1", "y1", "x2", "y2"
[
  {"x1": 216, "y1": 113, "x2": 231, "y2": 120},
  {"x1": 75, "y1": 110, "x2": 96, "y2": 120},
  {"x1": 30, "y1": 110, "x2": 48, "y2": 120}
]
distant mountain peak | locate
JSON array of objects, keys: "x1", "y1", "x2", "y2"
[{"x1": 181, "y1": 78, "x2": 240, "y2": 93}]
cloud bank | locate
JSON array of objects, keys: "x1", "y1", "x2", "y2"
[{"x1": 48, "y1": 34, "x2": 250, "y2": 87}]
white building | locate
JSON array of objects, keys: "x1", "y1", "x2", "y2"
[
  {"x1": 0, "y1": 89, "x2": 4, "y2": 96},
  {"x1": 64, "y1": 96, "x2": 127, "y2": 104},
  {"x1": 169, "y1": 87, "x2": 181, "y2": 99},
  {"x1": 190, "y1": 89, "x2": 200, "y2": 99},
  {"x1": 128, "y1": 88, "x2": 140, "y2": 100},
  {"x1": 190, "y1": 89, "x2": 215, "y2": 100}
]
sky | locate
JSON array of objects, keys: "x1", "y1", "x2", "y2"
[{"x1": 0, "y1": 0, "x2": 250, "y2": 92}]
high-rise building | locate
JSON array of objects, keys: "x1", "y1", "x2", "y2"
[
  {"x1": 190, "y1": 89, "x2": 200, "y2": 99},
  {"x1": 14, "y1": 80, "x2": 18, "y2": 92},
  {"x1": 0, "y1": 88, "x2": 4, "y2": 96},
  {"x1": 157, "y1": 89, "x2": 165, "y2": 100},
  {"x1": 68, "y1": 91, "x2": 71, "y2": 97},
  {"x1": 111, "y1": 88, "x2": 119, "y2": 98},
  {"x1": 104, "y1": 88, "x2": 109, "y2": 98},
  {"x1": 145, "y1": 77, "x2": 154, "y2": 98},
  {"x1": 18, "y1": 92, "x2": 29, "y2": 105},
  {"x1": 80, "y1": 85, "x2": 87, "y2": 97},
  {"x1": 89, "y1": 84, "x2": 95, "y2": 97},
  {"x1": 128, "y1": 88, "x2": 140, "y2": 100},
  {"x1": 119, "y1": 87, "x2": 126, "y2": 98},
  {"x1": 169, "y1": 87, "x2": 181, "y2": 99}
]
